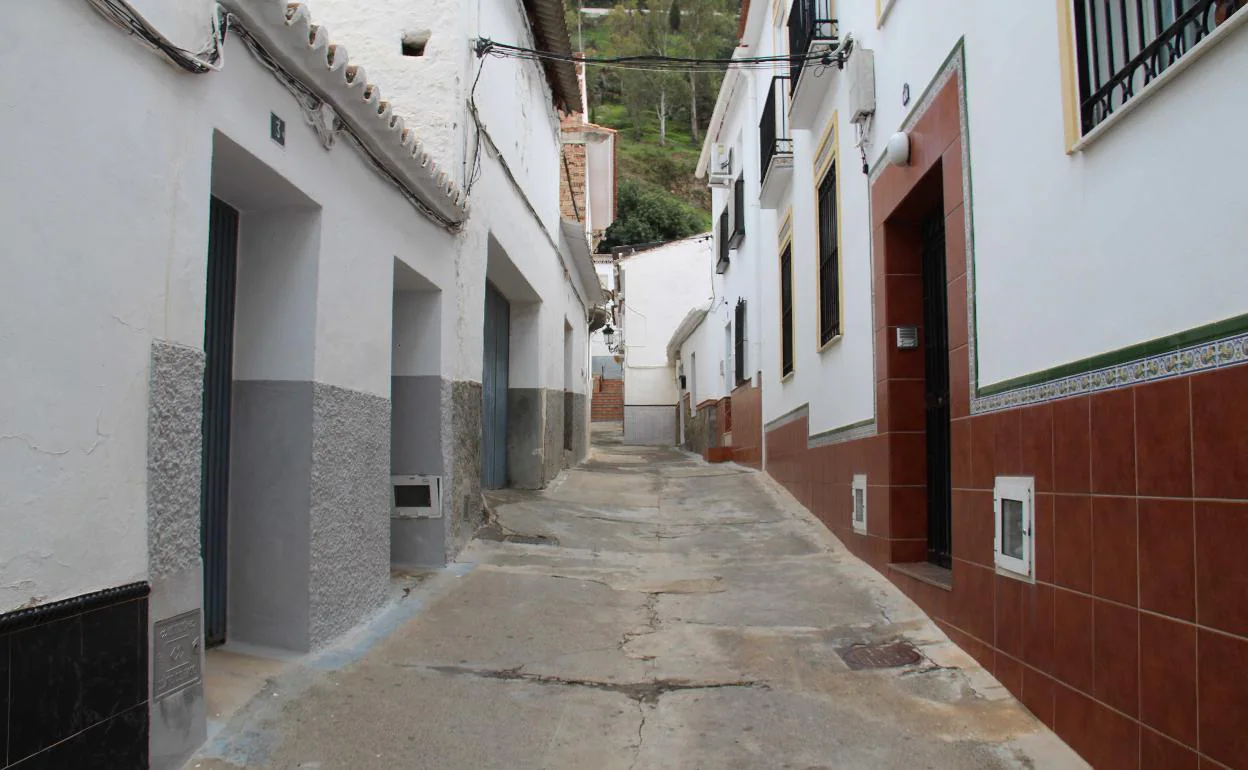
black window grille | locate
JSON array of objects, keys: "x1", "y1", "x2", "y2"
[
  {"x1": 729, "y1": 177, "x2": 746, "y2": 248},
  {"x1": 787, "y1": 0, "x2": 837, "y2": 94},
  {"x1": 780, "y1": 245, "x2": 794, "y2": 377},
  {"x1": 734, "y1": 299, "x2": 747, "y2": 385},
  {"x1": 760, "y1": 76, "x2": 793, "y2": 182},
  {"x1": 716, "y1": 209, "x2": 731, "y2": 274},
  {"x1": 1072, "y1": 0, "x2": 1243, "y2": 133},
  {"x1": 817, "y1": 162, "x2": 840, "y2": 345}
]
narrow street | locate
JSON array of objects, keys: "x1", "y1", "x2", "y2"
[{"x1": 194, "y1": 426, "x2": 1081, "y2": 769}]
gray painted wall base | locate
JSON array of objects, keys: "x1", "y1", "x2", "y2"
[
  {"x1": 542, "y1": 388, "x2": 565, "y2": 485},
  {"x1": 391, "y1": 376, "x2": 449, "y2": 567},
  {"x1": 391, "y1": 515, "x2": 447, "y2": 568},
  {"x1": 448, "y1": 380, "x2": 483, "y2": 557},
  {"x1": 624, "y1": 405, "x2": 678, "y2": 445},
  {"x1": 146, "y1": 341, "x2": 208, "y2": 770},
  {"x1": 507, "y1": 387, "x2": 546, "y2": 490}
]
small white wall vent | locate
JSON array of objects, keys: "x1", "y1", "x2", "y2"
[
  {"x1": 994, "y1": 476, "x2": 1034, "y2": 579},
  {"x1": 851, "y1": 474, "x2": 868, "y2": 533},
  {"x1": 848, "y1": 47, "x2": 876, "y2": 125},
  {"x1": 709, "y1": 144, "x2": 735, "y2": 186},
  {"x1": 391, "y1": 475, "x2": 442, "y2": 519}
]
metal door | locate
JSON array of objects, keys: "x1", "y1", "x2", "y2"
[
  {"x1": 202, "y1": 196, "x2": 239, "y2": 646},
  {"x1": 481, "y1": 283, "x2": 510, "y2": 489},
  {"x1": 921, "y1": 211, "x2": 953, "y2": 568}
]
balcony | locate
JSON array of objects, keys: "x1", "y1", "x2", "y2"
[
  {"x1": 759, "y1": 76, "x2": 793, "y2": 209},
  {"x1": 786, "y1": 0, "x2": 838, "y2": 129}
]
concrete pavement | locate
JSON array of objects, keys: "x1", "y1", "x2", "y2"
[{"x1": 192, "y1": 425, "x2": 1084, "y2": 769}]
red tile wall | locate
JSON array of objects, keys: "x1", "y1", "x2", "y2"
[
  {"x1": 729, "y1": 380, "x2": 762, "y2": 468},
  {"x1": 757, "y1": 71, "x2": 1248, "y2": 770}
]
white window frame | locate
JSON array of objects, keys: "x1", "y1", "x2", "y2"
[
  {"x1": 851, "y1": 474, "x2": 868, "y2": 534},
  {"x1": 994, "y1": 476, "x2": 1034, "y2": 579}
]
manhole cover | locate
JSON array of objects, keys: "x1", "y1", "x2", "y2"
[{"x1": 838, "y1": 641, "x2": 923, "y2": 670}]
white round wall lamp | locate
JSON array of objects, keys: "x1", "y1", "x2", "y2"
[{"x1": 886, "y1": 131, "x2": 911, "y2": 167}]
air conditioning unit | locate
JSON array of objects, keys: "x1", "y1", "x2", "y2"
[
  {"x1": 848, "y1": 47, "x2": 876, "y2": 126},
  {"x1": 391, "y1": 475, "x2": 442, "y2": 519},
  {"x1": 708, "y1": 144, "x2": 734, "y2": 186}
]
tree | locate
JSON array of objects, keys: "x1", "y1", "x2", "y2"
[
  {"x1": 597, "y1": 179, "x2": 708, "y2": 252},
  {"x1": 605, "y1": 0, "x2": 687, "y2": 146},
  {"x1": 669, "y1": 0, "x2": 681, "y2": 31},
  {"x1": 677, "y1": 0, "x2": 736, "y2": 142}
]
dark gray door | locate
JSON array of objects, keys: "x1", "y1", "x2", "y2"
[
  {"x1": 922, "y1": 210, "x2": 952, "y2": 569},
  {"x1": 202, "y1": 196, "x2": 239, "y2": 646},
  {"x1": 482, "y1": 283, "x2": 510, "y2": 489}
]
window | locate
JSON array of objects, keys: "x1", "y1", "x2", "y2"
[
  {"x1": 1070, "y1": 0, "x2": 1245, "y2": 134},
  {"x1": 851, "y1": 474, "x2": 867, "y2": 533},
  {"x1": 994, "y1": 476, "x2": 1034, "y2": 579},
  {"x1": 734, "y1": 299, "x2": 747, "y2": 385},
  {"x1": 729, "y1": 177, "x2": 746, "y2": 248},
  {"x1": 817, "y1": 161, "x2": 840, "y2": 346},
  {"x1": 780, "y1": 244, "x2": 794, "y2": 377},
  {"x1": 716, "y1": 209, "x2": 731, "y2": 274}
]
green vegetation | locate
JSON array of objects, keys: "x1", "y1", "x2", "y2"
[{"x1": 566, "y1": 0, "x2": 738, "y2": 250}]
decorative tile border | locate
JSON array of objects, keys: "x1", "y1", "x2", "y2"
[
  {"x1": 973, "y1": 330, "x2": 1248, "y2": 414},
  {"x1": 809, "y1": 418, "x2": 876, "y2": 447}
]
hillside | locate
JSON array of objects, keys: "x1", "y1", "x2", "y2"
[{"x1": 568, "y1": 1, "x2": 739, "y2": 247}]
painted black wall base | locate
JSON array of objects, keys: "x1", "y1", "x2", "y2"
[{"x1": 0, "y1": 583, "x2": 150, "y2": 769}]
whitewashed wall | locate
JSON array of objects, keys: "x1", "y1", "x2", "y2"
[
  {"x1": 0, "y1": 0, "x2": 458, "y2": 612},
  {"x1": 724, "y1": 0, "x2": 1248, "y2": 436},
  {"x1": 620, "y1": 237, "x2": 715, "y2": 405}
]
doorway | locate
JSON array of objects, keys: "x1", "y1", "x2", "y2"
[
  {"x1": 482, "y1": 282, "x2": 511, "y2": 489},
  {"x1": 201, "y1": 196, "x2": 239, "y2": 647},
  {"x1": 921, "y1": 210, "x2": 952, "y2": 567}
]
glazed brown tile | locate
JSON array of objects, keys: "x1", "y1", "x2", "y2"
[
  {"x1": 1138, "y1": 499, "x2": 1195, "y2": 621},
  {"x1": 1054, "y1": 494, "x2": 1094, "y2": 593},
  {"x1": 1140, "y1": 729, "x2": 1198, "y2": 770},
  {"x1": 878, "y1": 327, "x2": 926, "y2": 380},
  {"x1": 950, "y1": 344, "x2": 970, "y2": 419},
  {"x1": 1093, "y1": 600, "x2": 1138, "y2": 717},
  {"x1": 889, "y1": 538, "x2": 927, "y2": 565},
  {"x1": 945, "y1": 203, "x2": 968, "y2": 281},
  {"x1": 1139, "y1": 612, "x2": 1197, "y2": 748},
  {"x1": 952, "y1": 489, "x2": 993, "y2": 567},
  {"x1": 889, "y1": 485, "x2": 927, "y2": 540},
  {"x1": 1135, "y1": 376, "x2": 1193, "y2": 498},
  {"x1": 995, "y1": 574, "x2": 1024, "y2": 658},
  {"x1": 1054, "y1": 682, "x2": 1098, "y2": 766},
  {"x1": 1021, "y1": 582, "x2": 1055, "y2": 674},
  {"x1": 875, "y1": 380, "x2": 891, "y2": 433},
  {"x1": 1091, "y1": 388, "x2": 1136, "y2": 496},
  {"x1": 1053, "y1": 588, "x2": 1095, "y2": 693},
  {"x1": 1192, "y1": 364, "x2": 1248, "y2": 500},
  {"x1": 881, "y1": 217, "x2": 923, "y2": 276},
  {"x1": 1197, "y1": 629, "x2": 1248, "y2": 770},
  {"x1": 969, "y1": 413, "x2": 999, "y2": 491},
  {"x1": 1092, "y1": 496, "x2": 1138, "y2": 606},
  {"x1": 888, "y1": 431, "x2": 927, "y2": 486},
  {"x1": 1021, "y1": 666, "x2": 1056, "y2": 727},
  {"x1": 951, "y1": 416, "x2": 973, "y2": 489},
  {"x1": 1034, "y1": 493, "x2": 1055, "y2": 584},
  {"x1": 946, "y1": 274, "x2": 968, "y2": 351},
  {"x1": 995, "y1": 407, "x2": 1024, "y2": 476},
  {"x1": 942, "y1": 139, "x2": 965, "y2": 219},
  {"x1": 1195, "y1": 500, "x2": 1248, "y2": 638},
  {"x1": 993, "y1": 651, "x2": 1023, "y2": 697},
  {"x1": 883, "y1": 274, "x2": 924, "y2": 328},
  {"x1": 1020, "y1": 403, "x2": 1055, "y2": 493},
  {"x1": 954, "y1": 561, "x2": 995, "y2": 644},
  {"x1": 1053, "y1": 395, "x2": 1091, "y2": 494},
  {"x1": 887, "y1": 378, "x2": 925, "y2": 433}
]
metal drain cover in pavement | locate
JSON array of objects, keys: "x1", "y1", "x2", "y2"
[
  {"x1": 838, "y1": 641, "x2": 923, "y2": 670},
  {"x1": 502, "y1": 533, "x2": 558, "y2": 546}
]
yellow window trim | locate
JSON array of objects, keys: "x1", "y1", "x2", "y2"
[
  {"x1": 1056, "y1": 0, "x2": 1081, "y2": 153},
  {"x1": 813, "y1": 111, "x2": 844, "y2": 355},
  {"x1": 778, "y1": 231, "x2": 795, "y2": 379}
]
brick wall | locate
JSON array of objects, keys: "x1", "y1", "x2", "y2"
[{"x1": 591, "y1": 376, "x2": 623, "y2": 422}]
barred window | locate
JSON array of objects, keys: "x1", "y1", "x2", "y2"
[
  {"x1": 817, "y1": 161, "x2": 840, "y2": 345},
  {"x1": 780, "y1": 245, "x2": 794, "y2": 377}
]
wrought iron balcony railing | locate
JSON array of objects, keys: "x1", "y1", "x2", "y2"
[
  {"x1": 760, "y1": 76, "x2": 793, "y2": 182},
  {"x1": 787, "y1": 0, "x2": 837, "y2": 94},
  {"x1": 1073, "y1": 0, "x2": 1244, "y2": 133}
]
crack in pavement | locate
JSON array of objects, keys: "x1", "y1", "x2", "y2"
[{"x1": 422, "y1": 664, "x2": 764, "y2": 705}]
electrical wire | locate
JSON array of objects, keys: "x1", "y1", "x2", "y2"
[
  {"x1": 476, "y1": 38, "x2": 845, "y2": 73},
  {"x1": 85, "y1": 0, "x2": 225, "y2": 73}
]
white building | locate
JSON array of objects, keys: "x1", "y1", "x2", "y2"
[
  {"x1": 617, "y1": 236, "x2": 715, "y2": 444},
  {"x1": 0, "y1": 0, "x2": 603, "y2": 767},
  {"x1": 680, "y1": 0, "x2": 1248, "y2": 766}
]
